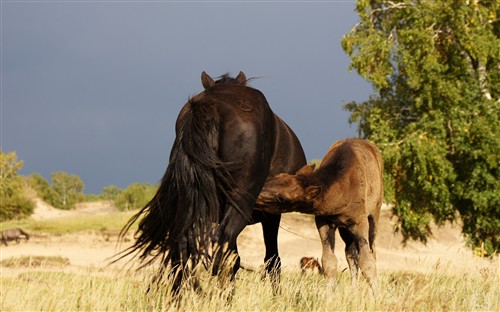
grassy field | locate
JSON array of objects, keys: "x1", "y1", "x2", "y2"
[
  {"x1": 1, "y1": 210, "x2": 498, "y2": 311},
  {"x1": 0, "y1": 210, "x2": 138, "y2": 235},
  {"x1": 1, "y1": 261, "x2": 498, "y2": 311}
]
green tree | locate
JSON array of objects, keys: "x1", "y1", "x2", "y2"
[
  {"x1": 29, "y1": 173, "x2": 58, "y2": 204},
  {"x1": 100, "y1": 185, "x2": 121, "y2": 201},
  {"x1": 29, "y1": 173, "x2": 51, "y2": 195},
  {"x1": 342, "y1": 0, "x2": 499, "y2": 255},
  {"x1": 114, "y1": 183, "x2": 157, "y2": 211},
  {"x1": 0, "y1": 150, "x2": 34, "y2": 221},
  {"x1": 50, "y1": 172, "x2": 85, "y2": 210}
]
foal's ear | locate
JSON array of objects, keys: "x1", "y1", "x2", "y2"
[
  {"x1": 201, "y1": 71, "x2": 215, "y2": 89},
  {"x1": 305, "y1": 185, "x2": 322, "y2": 201},
  {"x1": 236, "y1": 71, "x2": 247, "y2": 85},
  {"x1": 297, "y1": 164, "x2": 315, "y2": 175}
]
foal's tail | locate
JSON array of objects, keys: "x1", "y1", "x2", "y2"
[
  {"x1": 117, "y1": 100, "x2": 238, "y2": 273},
  {"x1": 368, "y1": 214, "x2": 377, "y2": 258}
]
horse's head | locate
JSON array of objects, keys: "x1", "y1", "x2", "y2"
[
  {"x1": 256, "y1": 164, "x2": 321, "y2": 214},
  {"x1": 201, "y1": 71, "x2": 248, "y2": 89}
]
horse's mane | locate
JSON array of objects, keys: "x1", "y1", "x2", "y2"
[{"x1": 215, "y1": 73, "x2": 254, "y2": 86}]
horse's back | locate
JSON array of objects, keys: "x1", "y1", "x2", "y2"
[
  {"x1": 269, "y1": 115, "x2": 307, "y2": 175},
  {"x1": 189, "y1": 84, "x2": 305, "y2": 194},
  {"x1": 213, "y1": 85, "x2": 275, "y2": 193}
]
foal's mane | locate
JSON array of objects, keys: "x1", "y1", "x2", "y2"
[{"x1": 308, "y1": 141, "x2": 357, "y2": 188}]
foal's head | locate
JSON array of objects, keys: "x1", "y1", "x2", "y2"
[{"x1": 256, "y1": 164, "x2": 321, "y2": 213}]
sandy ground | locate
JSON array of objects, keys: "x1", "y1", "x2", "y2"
[{"x1": 1, "y1": 199, "x2": 495, "y2": 277}]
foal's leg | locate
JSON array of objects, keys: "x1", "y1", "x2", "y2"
[
  {"x1": 350, "y1": 219, "x2": 379, "y2": 297},
  {"x1": 339, "y1": 227, "x2": 359, "y2": 287},
  {"x1": 261, "y1": 213, "x2": 282, "y2": 295},
  {"x1": 315, "y1": 216, "x2": 338, "y2": 283}
]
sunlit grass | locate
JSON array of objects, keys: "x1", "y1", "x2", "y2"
[
  {"x1": 1, "y1": 256, "x2": 70, "y2": 267},
  {"x1": 1, "y1": 261, "x2": 498, "y2": 311},
  {"x1": 0, "y1": 210, "x2": 138, "y2": 235},
  {"x1": 0, "y1": 210, "x2": 498, "y2": 310}
]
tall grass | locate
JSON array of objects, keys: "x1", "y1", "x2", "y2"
[
  {"x1": 1, "y1": 210, "x2": 498, "y2": 310},
  {"x1": 1, "y1": 262, "x2": 498, "y2": 311}
]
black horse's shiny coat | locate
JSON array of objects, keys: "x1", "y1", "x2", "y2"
[{"x1": 119, "y1": 71, "x2": 306, "y2": 294}]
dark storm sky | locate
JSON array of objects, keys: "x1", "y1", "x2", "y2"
[{"x1": 1, "y1": 1, "x2": 372, "y2": 193}]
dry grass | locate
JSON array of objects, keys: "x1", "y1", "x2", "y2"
[
  {"x1": 1, "y1": 205, "x2": 498, "y2": 311},
  {"x1": 0, "y1": 210, "x2": 137, "y2": 235},
  {"x1": 1, "y1": 258, "x2": 498, "y2": 311},
  {"x1": 1, "y1": 256, "x2": 70, "y2": 268}
]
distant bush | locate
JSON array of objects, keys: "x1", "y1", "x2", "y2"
[
  {"x1": 28, "y1": 172, "x2": 85, "y2": 210},
  {"x1": 100, "y1": 185, "x2": 121, "y2": 201},
  {"x1": 114, "y1": 183, "x2": 157, "y2": 211},
  {"x1": 0, "y1": 150, "x2": 35, "y2": 221}
]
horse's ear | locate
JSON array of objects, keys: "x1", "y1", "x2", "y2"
[
  {"x1": 201, "y1": 71, "x2": 215, "y2": 89},
  {"x1": 305, "y1": 185, "x2": 321, "y2": 201},
  {"x1": 236, "y1": 71, "x2": 247, "y2": 85}
]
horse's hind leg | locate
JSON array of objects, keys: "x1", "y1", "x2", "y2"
[
  {"x1": 166, "y1": 238, "x2": 191, "y2": 297},
  {"x1": 212, "y1": 205, "x2": 248, "y2": 289},
  {"x1": 261, "y1": 213, "x2": 281, "y2": 295},
  {"x1": 315, "y1": 216, "x2": 338, "y2": 285}
]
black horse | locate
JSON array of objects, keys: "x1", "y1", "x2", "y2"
[{"x1": 118, "y1": 71, "x2": 306, "y2": 295}]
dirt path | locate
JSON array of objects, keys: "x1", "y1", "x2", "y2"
[{"x1": 1, "y1": 200, "x2": 494, "y2": 276}]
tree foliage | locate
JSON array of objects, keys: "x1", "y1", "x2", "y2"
[
  {"x1": 50, "y1": 172, "x2": 85, "y2": 210},
  {"x1": 342, "y1": 0, "x2": 499, "y2": 255},
  {"x1": 29, "y1": 173, "x2": 58, "y2": 202},
  {"x1": 0, "y1": 150, "x2": 35, "y2": 221},
  {"x1": 30, "y1": 172, "x2": 85, "y2": 210},
  {"x1": 100, "y1": 185, "x2": 121, "y2": 201},
  {"x1": 114, "y1": 183, "x2": 157, "y2": 211}
]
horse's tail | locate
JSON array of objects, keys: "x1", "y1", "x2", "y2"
[
  {"x1": 18, "y1": 228, "x2": 29, "y2": 240},
  {"x1": 118, "y1": 100, "x2": 238, "y2": 271},
  {"x1": 370, "y1": 141, "x2": 383, "y2": 259},
  {"x1": 368, "y1": 214, "x2": 377, "y2": 258}
]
